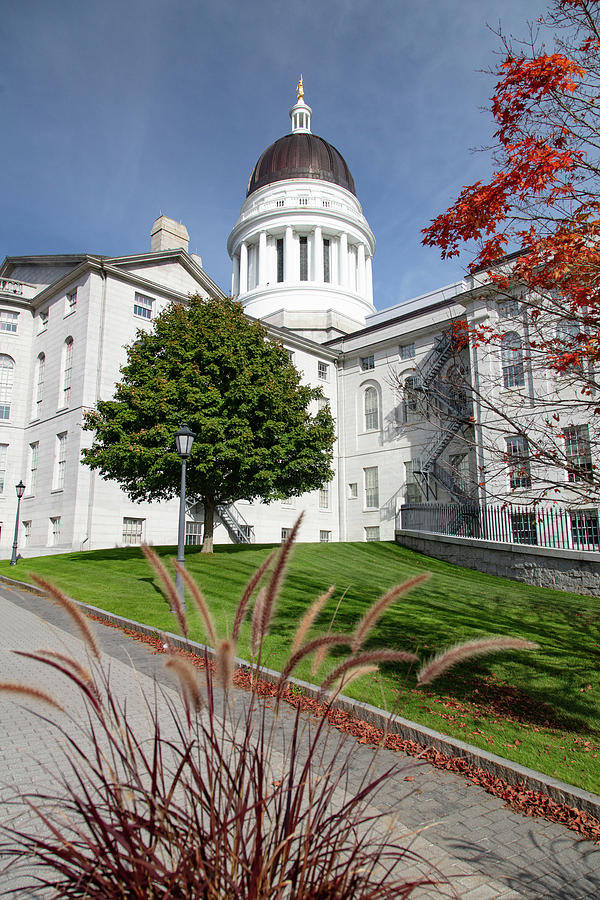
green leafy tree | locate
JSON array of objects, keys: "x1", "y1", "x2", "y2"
[{"x1": 82, "y1": 296, "x2": 335, "y2": 552}]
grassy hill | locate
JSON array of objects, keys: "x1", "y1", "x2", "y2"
[{"x1": 3, "y1": 540, "x2": 600, "y2": 793}]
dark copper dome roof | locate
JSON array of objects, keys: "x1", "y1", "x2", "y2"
[{"x1": 246, "y1": 132, "x2": 356, "y2": 197}]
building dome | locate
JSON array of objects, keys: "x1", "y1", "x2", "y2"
[
  {"x1": 246, "y1": 132, "x2": 356, "y2": 197},
  {"x1": 228, "y1": 78, "x2": 376, "y2": 343}
]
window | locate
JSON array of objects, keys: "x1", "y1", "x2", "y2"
[
  {"x1": 403, "y1": 375, "x2": 421, "y2": 417},
  {"x1": 0, "y1": 311, "x2": 18, "y2": 333},
  {"x1": 449, "y1": 453, "x2": 470, "y2": 494},
  {"x1": 29, "y1": 442, "x2": 39, "y2": 494},
  {"x1": 497, "y1": 299, "x2": 520, "y2": 318},
  {"x1": 277, "y1": 238, "x2": 284, "y2": 282},
  {"x1": 35, "y1": 353, "x2": 45, "y2": 413},
  {"x1": 0, "y1": 444, "x2": 7, "y2": 494},
  {"x1": 364, "y1": 386, "x2": 379, "y2": 431},
  {"x1": 39, "y1": 310, "x2": 48, "y2": 331},
  {"x1": 123, "y1": 517, "x2": 145, "y2": 545},
  {"x1": 286, "y1": 349, "x2": 295, "y2": 363},
  {"x1": 364, "y1": 466, "x2": 379, "y2": 508},
  {"x1": 62, "y1": 338, "x2": 73, "y2": 407},
  {"x1": 317, "y1": 397, "x2": 329, "y2": 412},
  {"x1": 54, "y1": 432, "x2": 67, "y2": 490},
  {"x1": 299, "y1": 197, "x2": 308, "y2": 206},
  {"x1": 318, "y1": 361, "x2": 328, "y2": 381},
  {"x1": 247, "y1": 244, "x2": 258, "y2": 289},
  {"x1": 66, "y1": 290, "x2": 77, "y2": 314},
  {"x1": 299, "y1": 236, "x2": 308, "y2": 281},
  {"x1": 564, "y1": 424, "x2": 593, "y2": 482},
  {"x1": 510, "y1": 511, "x2": 538, "y2": 546},
  {"x1": 556, "y1": 320, "x2": 582, "y2": 370},
  {"x1": 281, "y1": 496, "x2": 294, "y2": 507},
  {"x1": 22, "y1": 521, "x2": 31, "y2": 548},
  {"x1": 360, "y1": 355, "x2": 375, "y2": 371},
  {"x1": 570, "y1": 509, "x2": 600, "y2": 550},
  {"x1": 276, "y1": 199, "x2": 285, "y2": 208},
  {"x1": 319, "y1": 484, "x2": 330, "y2": 509},
  {"x1": 0, "y1": 355, "x2": 15, "y2": 420},
  {"x1": 281, "y1": 527, "x2": 293, "y2": 542},
  {"x1": 505, "y1": 436, "x2": 531, "y2": 489},
  {"x1": 134, "y1": 292, "x2": 153, "y2": 319},
  {"x1": 320, "y1": 530, "x2": 331, "y2": 542},
  {"x1": 348, "y1": 482, "x2": 358, "y2": 499},
  {"x1": 501, "y1": 332, "x2": 525, "y2": 389},
  {"x1": 185, "y1": 521, "x2": 202, "y2": 546},
  {"x1": 322, "y1": 200, "x2": 330, "y2": 208},
  {"x1": 49, "y1": 516, "x2": 61, "y2": 547},
  {"x1": 365, "y1": 526, "x2": 380, "y2": 542},
  {"x1": 404, "y1": 460, "x2": 420, "y2": 503},
  {"x1": 400, "y1": 343, "x2": 415, "y2": 360},
  {"x1": 323, "y1": 238, "x2": 330, "y2": 283},
  {"x1": 445, "y1": 364, "x2": 468, "y2": 411}
]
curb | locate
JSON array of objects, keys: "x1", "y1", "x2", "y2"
[{"x1": 3, "y1": 572, "x2": 600, "y2": 820}]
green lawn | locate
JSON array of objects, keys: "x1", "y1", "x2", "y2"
[{"x1": 4, "y1": 541, "x2": 600, "y2": 794}]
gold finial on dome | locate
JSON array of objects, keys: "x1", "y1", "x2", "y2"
[{"x1": 296, "y1": 74, "x2": 304, "y2": 101}]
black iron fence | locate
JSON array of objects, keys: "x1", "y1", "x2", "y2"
[{"x1": 398, "y1": 502, "x2": 600, "y2": 552}]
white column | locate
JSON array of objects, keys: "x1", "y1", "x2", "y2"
[
  {"x1": 285, "y1": 225, "x2": 294, "y2": 283},
  {"x1": 232, "y1": 254, "x2": 240, "y2": 296},
  {"x1": 313, "y1": 225, "x2": 323, "y2": 282},
  {"x1": 339, "y1": 232, "x2": 348, "y2": 287},
  {"x1": 357, "y1": 243, "x2": 366, "y2": 295},
  {"x1": 239, "y1": 241, "x2": 248, "y2": 294},
  {"x1": 258, "y1": 230, "x2": 268, "y2": 285},
  {"x1": 366, "y1": 256, "x2": 373, "y2": 303}
]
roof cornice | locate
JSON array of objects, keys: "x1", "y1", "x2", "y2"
[
  {"x1": 324, "y1": 290, "x2": 477, "y2": 351},
  {"x1": 4, "y1": 250, "x2": 226, "y2": 308},
  {"x1": 0, "y1": 254, "x2": 100, "y2": 278},
  {"x1": 105, "y1": 248, "x2": 225, "y2": 299},
  {"x1": 32, "y1": 259, "x2": 103, "y2": 306}
]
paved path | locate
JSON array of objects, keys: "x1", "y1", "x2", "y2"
[{"x1": 0, "y1": 582, "x2": 599, "y2": 898}]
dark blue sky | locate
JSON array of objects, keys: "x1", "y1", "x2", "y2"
[{"x1": 1, "y1": 0, "x2": 548, "y2": 310}]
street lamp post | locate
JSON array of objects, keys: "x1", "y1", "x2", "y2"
[
  {"x1": 10, "y1": 481, "x2": 26, "y2": 566},
  {"x1": 175, "y1": 423, "x2": 196, "y2": 608}
]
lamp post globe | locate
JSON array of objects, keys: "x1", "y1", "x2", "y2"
[
  {"x1": 10, "y1": 481, "x2": 26, "y2": 566},
  {"x1": 175, "y1": 423, "x2": 196, "y2": 607},
  {"x1": 175, "y1": 423, "x2": 196, "y2": 460}
]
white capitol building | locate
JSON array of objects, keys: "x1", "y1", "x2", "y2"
[{"x1": 0, "y1": 83, "x2": 594, "y2": 557}]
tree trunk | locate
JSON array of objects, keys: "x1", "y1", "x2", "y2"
[{"x1": 202, "y1": 497, "x2": 215, "y2": 553}]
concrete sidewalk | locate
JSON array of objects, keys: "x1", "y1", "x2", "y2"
[{"x1": 1, "y1": 581, "x2": 599, "y2": 898}]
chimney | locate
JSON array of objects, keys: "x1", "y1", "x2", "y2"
[{"x1": 150, "y1": 215, "x2": 190, "y2": 252}]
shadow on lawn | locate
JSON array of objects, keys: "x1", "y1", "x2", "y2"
[
  {"x1": 268, "y1": 576, "x2": 600, "y2": 738},
  {"x1": 52, "y1": 543, "x2": 279, "y2": 564}
]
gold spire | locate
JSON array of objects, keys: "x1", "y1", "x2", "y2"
[{"x1": 296, "y1": 74, "x2": 304, "y2": 101}]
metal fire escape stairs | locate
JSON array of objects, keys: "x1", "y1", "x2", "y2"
[
  {"x1": 216, "y1": 504, "x2": 255, "y2": 543},
  {"x1": 411, "y1": 332, "x2": 474, "y2": 504},
  {"x1": 185, "y1": 499, "x2": 255, "y2": 544}
]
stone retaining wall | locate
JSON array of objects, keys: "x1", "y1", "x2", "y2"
[{"x1": 396, "y1": 529, "x2": 600, "y2": 596}]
